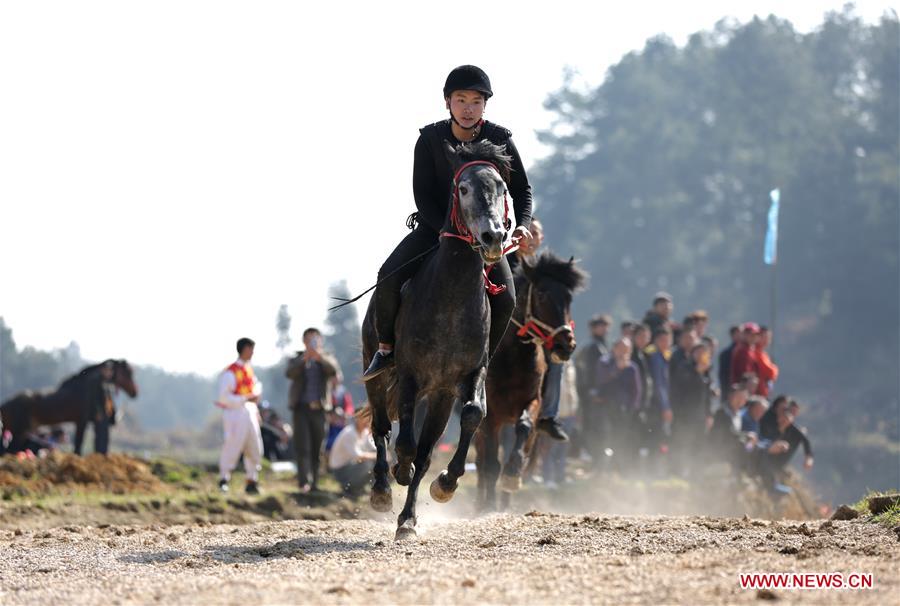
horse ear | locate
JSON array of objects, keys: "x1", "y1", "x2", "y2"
[
  {"x1": 568, "y1": 256, "x2": 575, "y2": 265},
  {"x1": 442, "y1": 140, "x2": 461, "y2": 171}
]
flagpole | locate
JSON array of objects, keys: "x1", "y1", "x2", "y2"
[
  {"x1": 764, "y1": 188, "x2": 780, "y2": 354},
  {"x1": 770, "y1": 257, "x2": 777, "y2": 353}
]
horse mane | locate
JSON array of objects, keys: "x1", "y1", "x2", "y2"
[
  {"x1": 59, "y1": 360, "x2": 113, "y2": 388},
  {"x1": 520, "y1": 251, "x2": 589, "y2": 293},
  {"x1": 454, "y1": 140, "x2": 512, "y2": 183}
]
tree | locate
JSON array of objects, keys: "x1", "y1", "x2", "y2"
[
  {"x1": 275, "y1": 304, "x2": 292, "y2": 355},
  {"x1": 531, "y1": 7, "x2": 898, "y2": 502}
]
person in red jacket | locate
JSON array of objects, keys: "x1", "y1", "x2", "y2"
[
  {"x1": 729, "y1": 322, "x2": 761, "y2": 386},
  {"x1": 755, "y1": 326, "x2": 779, "y2": 397}
]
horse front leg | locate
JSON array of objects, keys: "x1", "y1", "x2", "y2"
[
  {"x1": 370, "y1": 404, "x2": 393, "y2": 513},
  {"x1": 392, "y1": 374, "x2": 418, "y2": 486},
  {"x1": 396, "y1": 394, "x2": 453, "y2": 540},
  {"x1": 430, "y1": 368, "x2": 486, "y2": 503},
  {"x1": 501, "y1": 407, "x2": 535, "y2": 493},
  {"x1": 73, "y1": 420, "x2": 87, "y2": 456}
]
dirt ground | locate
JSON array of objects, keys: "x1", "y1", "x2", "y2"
[
  {"x1": 0, "y1": 512, "x2": 897, "y2": 605},
  {"x1": 1, "y1": 454, "x2": 897, "y2": 604}
]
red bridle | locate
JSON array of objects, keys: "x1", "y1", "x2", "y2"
[
  {"x1": 439, "y1": 160, "x2": 519, "y2": 296},
  {"x1": 511, "y1": 283, "x2": 576, "y2": 351}
]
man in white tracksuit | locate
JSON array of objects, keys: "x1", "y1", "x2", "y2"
[{"x1": 216, "y1": 337, "x2": 264, "y2": 494}]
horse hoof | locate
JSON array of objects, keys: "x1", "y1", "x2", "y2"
[
  {"x1": 392, "y1": 462, "x2": 415, "y2": 486},
  {"x1": 500, "y1": 474, "x2": 522, "y2": 493},
  {"x1": 370, "y1": 489, "x2": 392, "y2": 512},
  {"x1": 395, "y1": 523, "x2": 417, "y2": 541},
  {"x1": 429, "y1": 471, "x2": 456, "y2": 503}
]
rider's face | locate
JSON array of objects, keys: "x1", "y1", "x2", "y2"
[{"x1": 446, "y1": 90, "x2": 485, "y2": 128}]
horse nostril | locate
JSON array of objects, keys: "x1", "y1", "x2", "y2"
[{"x1": 481, "y1": 231, "x2": 498, "y2": 246}]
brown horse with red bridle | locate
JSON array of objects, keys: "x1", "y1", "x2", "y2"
[
  {"x1": 0, "y1": 359, "x2": 138, "y2": 455},
  {"x1": 476, "y1": 252, "x2": 587, "y2": 510}
]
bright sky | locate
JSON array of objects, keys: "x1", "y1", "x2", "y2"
[{"x1": 1, "y1": 1, "x2": 892, "y2": 375}]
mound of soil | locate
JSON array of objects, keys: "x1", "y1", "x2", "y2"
[{"x1": 0, "y1": 452, "x2": 164, "y2": 497}]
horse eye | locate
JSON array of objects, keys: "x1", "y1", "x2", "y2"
[{"x1": 459, "y1": 186, "x2": 469, "y2": 196}]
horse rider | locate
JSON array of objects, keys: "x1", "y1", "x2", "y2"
[
  {"x1": 363, "y1": 64, "x2": 534, "y2": 382},
  {"x1": 215, "y1": 337, "x2": 264, "y2": 494}
]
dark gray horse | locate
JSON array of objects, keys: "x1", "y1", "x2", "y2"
[
  {"x1": 476, "y1": 252, "x2": 587, "y2": 510},
  {"x1": 361, "y1": 140, "x2": 513, "y2": 540}
]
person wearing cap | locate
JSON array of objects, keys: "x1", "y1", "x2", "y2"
[
  {"x1": 642, "y1": 292, "x2": 674, "y2": 335},
  {"x1": 215, "y1": 337, "x2": 264, "y2": 495},
  {"x1": 328, "y1": 406, "x2": 377, "y2": 497},
  {"x1": 364, "y1": 64, "x2": 534, "y2": 380},
  {"x1": 730, "y1": 322, "x2": 762, "y2": 386}
]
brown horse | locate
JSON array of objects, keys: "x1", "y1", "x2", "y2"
[
  {"x1": 476, "y1": 252, "x2": 586, "y2": 510},
  {"x1": 0, "y1": 359, "x2": 138, "y2": 455}
]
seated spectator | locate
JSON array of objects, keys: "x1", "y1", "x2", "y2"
[
  {"x1": 759, "y1": 394, "x2": 789, "y2": 440},
  {"x1": 259, "y1": 402, "x2": 293, "y2": 462},
  {"x1": 754, "y1": 399, "x2": 813, "y2": 491},
  {"x1": 328, "y1": 408, "x2": 376, "y2": 497},
  {"x1": 741, "y1": 396, "x2": 769, "y2": 435}
]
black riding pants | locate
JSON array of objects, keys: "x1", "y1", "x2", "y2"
[{"x1": 374, "y1": 226, "x2": 516, "y2": 356}]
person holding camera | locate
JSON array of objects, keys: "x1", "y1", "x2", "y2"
[{"x1": 286, "y1": 327, "x2": 341, "y2": 492}]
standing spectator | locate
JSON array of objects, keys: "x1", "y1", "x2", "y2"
[
  {"x1": 642, "y1": 292, "x2": 673, "y2": 335},
  {"x1": 645, "y1": 328, "x2": 674, "y2": 446},
  {"x1": 630, "y1": 324, "x2": 655, "y2": 453},
  {"x1": 575, "y1": 314, "x2": 611, "y2": 405},
  {"x1": 286, "y1": 327, "x2": 341, "y2": 492},
  {"x1": 730, "y1": 322, "x2": 761, "y2": 386},
  {"x1": 755, "y1": 326, "x2": 779, "y2": 397},
  {"x1": 620, "y1": 321, "x2": 637, "y2": 340},
  {"x1": 689, "y1": 310, "x2": 710, "y2": 338},
  {"x1": 718, "y1": 326, "x2": 740, "y2": 401},
  {"x1": 670, "y1": 342, "x2": 714, "y2": 475},
  {"x1": 593, "y1": 338, "x2": 641, "y2": 469},
  {"x1": 215, "y1": 337, "x2": 264, "y2": 494},
  {"x1": 669, "y1": 323, "x2": 699, "y2": 378},
  {"x1": 328, "y1": 408, "x2": 377, "y2": 497},
  {"x1": 541, "y1": 361, "x2": 579, "y2": 489}
]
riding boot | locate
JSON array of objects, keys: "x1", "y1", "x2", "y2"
[{"x1": 363, "y1": 349, "x2": 394, "y2": 381}]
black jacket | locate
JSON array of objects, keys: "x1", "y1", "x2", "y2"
[
  {"x1": 671, "y1": 361, "x2": 713, "y2": 420},
  {"x1": 414, "y1": 120, "x2": 533, "y2": 233}
]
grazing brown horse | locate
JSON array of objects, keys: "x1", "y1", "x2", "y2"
[
  {"x1": 476, "y1": 252, "x2": 587, "y2": 510},
  {"x1": 0, "y1": 359, "x2": 138, "y2": 455}
]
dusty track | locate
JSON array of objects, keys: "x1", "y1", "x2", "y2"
[{"x1": 0, "y1": 513, "x2": 897, "y2": 605}]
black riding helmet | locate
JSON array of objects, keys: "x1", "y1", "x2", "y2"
[{"x1": 443, "y1": 65, "x2": 493, "y2": 99}]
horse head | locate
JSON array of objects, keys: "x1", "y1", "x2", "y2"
[
  {"x1": 520, "y1": 253, "x2": 589, "y2": 363},
  {"x1": 443, "y1": 140, "x2": 512, "y2": 265},
  {"x1": 105, "y1": 359, "x2": 138, "y2": 398}
]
